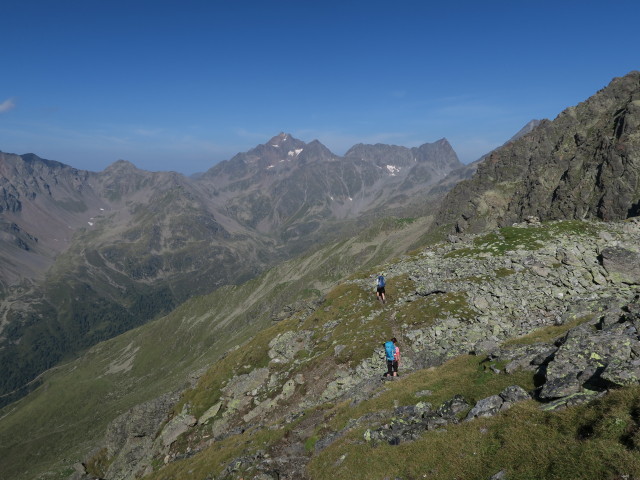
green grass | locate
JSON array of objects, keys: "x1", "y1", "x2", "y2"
[
  {"x1": 502, "y1": 315, "x2": 595, "y2": 347},
  {"x1": 445, "y1": 221, "x2": 602, "y2": 259},
  {"x1": 1, "y1": 213, "x2": 426, "y2": 480},
  {"x1": 308, "y1": 386, "x2": 640, "y2": 480}
]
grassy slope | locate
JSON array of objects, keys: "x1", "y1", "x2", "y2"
[
  {"x1": 0, "y1": 216, "x2": 432, "y2": 480},
  {"x1": 135, "y1": 219, "x2": 640, "y2": 480}
]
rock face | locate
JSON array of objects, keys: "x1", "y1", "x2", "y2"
[
  {"x1": 102, "y1": 391, "x2": 180, "y2": 480},
  {"x1": 436, "y1": 71, "x2": 640, "y2": 233}
]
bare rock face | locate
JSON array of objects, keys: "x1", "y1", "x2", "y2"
[
  {"x1": 103, "y1": 391, "x2": 180, "y2": 480},
  {"x1": 436, "y1": 71, "x2": 640, "y2": 233}
]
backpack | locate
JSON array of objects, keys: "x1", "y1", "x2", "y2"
[
  {"x1": 384, "y1": 341, "x2": 395, "y2": 361},
  {"x1": 377, "y1": 275, "x2": 386, "y2": 288}
]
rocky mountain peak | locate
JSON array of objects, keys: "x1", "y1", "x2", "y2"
[
  {"x1": 297, "y1": 139, "x2": 336, "y2": 162},
  {"x1": 509, "y1": 119, "x2": 543, "y2": 141},
  {"x1": 267, "y1": 132, "x2": 293, "y2": 147},
  {"x1": 262, "y1": 132, "x2": 306, "y2": 155},
  {"x1": 103, "y1": 159, "x2": 141, "y2": 174},
  {"x1": 435, "y1": 70, "x2": 640, "y2": 233}
]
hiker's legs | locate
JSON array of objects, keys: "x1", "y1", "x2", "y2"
[
  {"x1": 378, "y1": 287, "x2": 386, "y2": 304},
  {"x1": 392, "y1": 360, "x2": 398, "y2": 376},
  {"x1": 386, "y1": 360, "x2": 394, "y2": 377}
]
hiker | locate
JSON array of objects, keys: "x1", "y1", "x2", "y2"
[
  {"x1": 384, "y1": 337, "x2": 400, "y2": 377},
  {"x1": 376, "y1": 273, "x2": 386, "y2": 304}
]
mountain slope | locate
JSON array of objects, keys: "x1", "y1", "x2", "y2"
[
  {"x1": 66, "y1": 217, "x2": 640, "y2": 480},
  {"x1": 0, "y1": 215, "x2": 433, "y2": 480},
  {"x1": 435, "y1": 71, "x2": 640, "y2": 233},
  {"x1": 0, "y1": 155, "x2": 279, "y2": 404}
]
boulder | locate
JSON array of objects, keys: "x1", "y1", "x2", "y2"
[
  {"x1": 159, "y1": 410, "x2": 197, "y2": 448},
  {"x1": 499, "y1": 385, "x2": 531, "y2": 405},
  {"x1": 540, "y1": 326, "x2": 640, "y2": 399},
  {"x1": 600, "y1": 246, "x2": 640, "y2": 284},
  {"x1": 268, "y1": 330, "x2": 313, "y2": 363},
  {"x1": 465, "y1": 395, "x2": 504, "y2": 420},
  {"x1": 465, "y1": 386, "x2": 530, "y2": 420}
]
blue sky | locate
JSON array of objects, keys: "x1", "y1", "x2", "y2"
[{"x1": 1, "y1": 0, "x2": 638, "y2": 174}]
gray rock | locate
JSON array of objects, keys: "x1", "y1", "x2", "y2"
[
  {"x1": 268, "y1": 330, "x2": 313, "y2": 363},
  {"x1": 222, "y1": 367, "x2": 270, "y2": 399},
  {"x1": 103, "y1": 390, "x2": 181, "y2": 480},
  {"x1": 199, "y1": 401, "x2": 222, "y2": 424},
  {"x1": 104, "y1": 391, "x2": 179, "y2": 457},
  {"x1": 159, "y1": 411, "x2": 197, "y2": 448},
  {"x1": 600, "y1": 246, "x2": 640, "y2": 285},
  {"x1": 365, "y1": 395, "x2": 469, "y2": 446},
  {"x1": 473, "y1": 339, "x2": 499, "y2": 356},
  {"x1": 601, "y1": 358, "x2": 640, "y2": 387},
  {"x1": 499, "y1": 385, "x2": 530, "y2": 404},
  {"x1": 540, "y1": 326, "x2": 640, "y2": 399},
  {"x1": 465, "y1": 395, "x2": 504, "y2": 420}
]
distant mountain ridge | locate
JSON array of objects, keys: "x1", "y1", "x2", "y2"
[{"x1": 199, "y1": 133, "x2": 461, "y2": 243}]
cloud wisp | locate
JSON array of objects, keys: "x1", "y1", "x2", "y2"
[{"x1": 0, "y1": 98, "x2": 16, "y2": 113}]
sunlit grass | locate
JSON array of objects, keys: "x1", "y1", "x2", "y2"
[{"x1": 309, "y1": 387, "x2": 640, "y2": 480}]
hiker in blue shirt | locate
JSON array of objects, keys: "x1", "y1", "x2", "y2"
[
  {"x1": 383, "y1": 337, "x2": 400, "y2": 377},
  {"x1": 376, "y1": 273, "x2": 386, "y2": 304}
]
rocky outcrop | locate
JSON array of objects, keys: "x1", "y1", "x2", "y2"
[
  {"x1": 362, "y1": 385, "x2": 530, "y2": 446},
  {"x1": 101, "y1": 391, "x2": 181, "y2": 480},
  {"x1": 436, "y1": 71, "x2": 640, "y2": 233},
  {"x1": 364, "y1": 395, "x2": 470, "y2": 445}
]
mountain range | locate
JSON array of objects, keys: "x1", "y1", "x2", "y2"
[
  {"x1": 0, "y1": 71, "x2": 639, "y2": 480},
  {"x1": 0, "y1": 133, "x2": 461, "y2": 404}
]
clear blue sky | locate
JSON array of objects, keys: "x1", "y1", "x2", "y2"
[{"x1": 1, "y1": 0, "x2": 638, "y2": 174}]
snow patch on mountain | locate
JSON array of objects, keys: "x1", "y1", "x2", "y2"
[
  {"x1": 386, "y1": 165, "x2": 401, "y2": 176},
  {"x1": 288, "y1": 149, "x2": 303, "y2": 157}
]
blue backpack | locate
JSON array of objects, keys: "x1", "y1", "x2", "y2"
[
  {"x1": 384, "y1": 341, "x2": 395, "y2": 361},
  {"x1": 377, "y1": 276, "x2": 386, "y2": 288}
]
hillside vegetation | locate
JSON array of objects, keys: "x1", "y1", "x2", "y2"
[
  {"x1": 0, "y1": 216, "x2": 432, "y2": 480},
  {"x1": 128, "y1": 218, "x2": 640, "y2": 480},
  {"x1": 11, "y1": 216, "x2": 637, "y2": 480}
]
